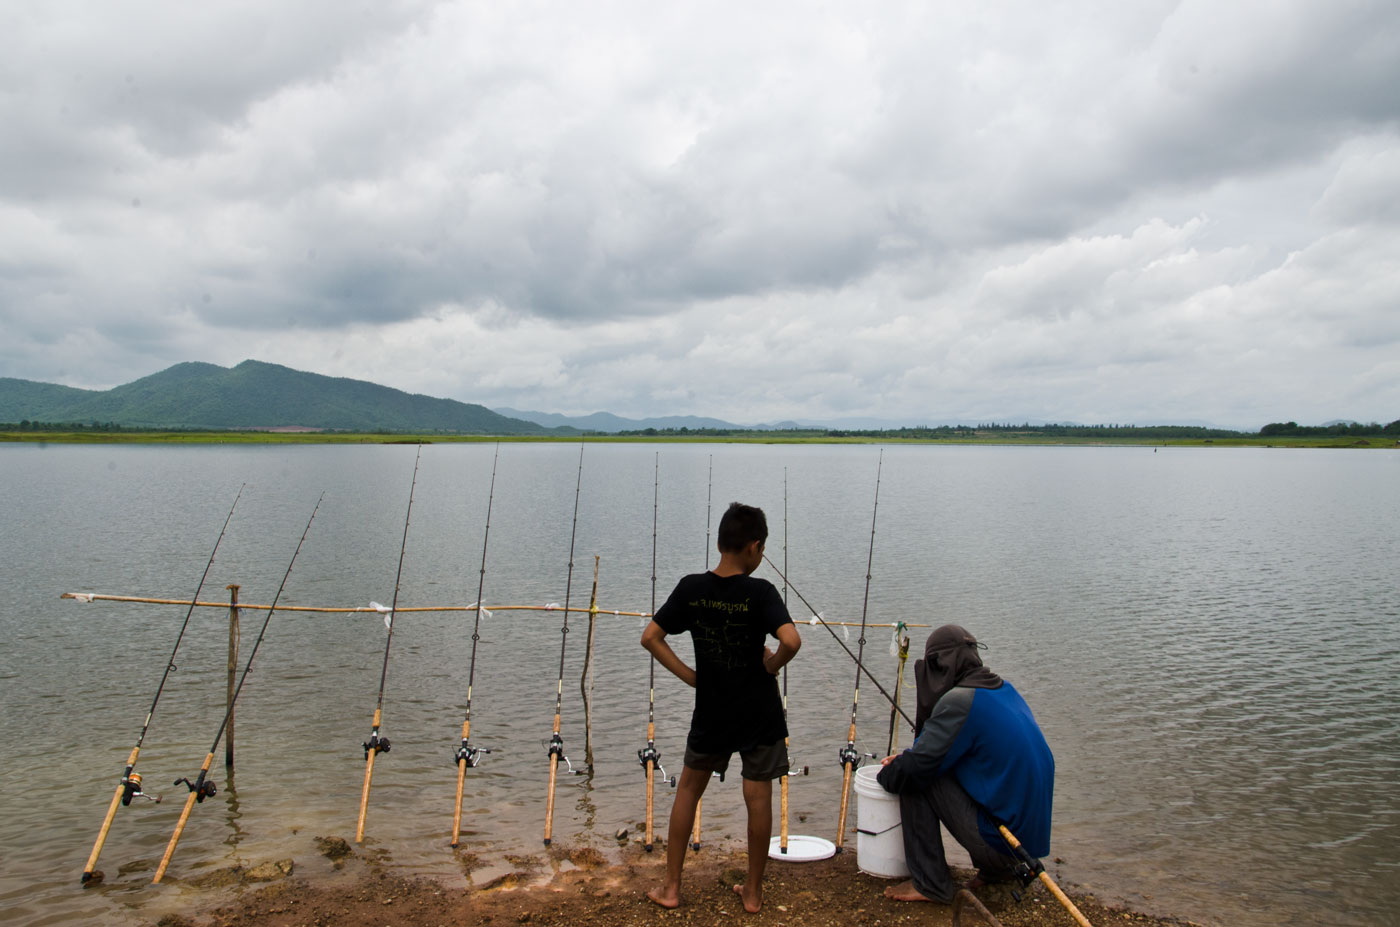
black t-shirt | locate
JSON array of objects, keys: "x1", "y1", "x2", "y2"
[{"x1": 653, "y1": 571, "x2": 794, "y2": 754}]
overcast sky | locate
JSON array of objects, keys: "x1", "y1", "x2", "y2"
[{"x1": 3, "y1": 1, "x2": 1397, "y2": 428}]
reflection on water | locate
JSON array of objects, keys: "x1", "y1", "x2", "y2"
[{"x1": 1, "y1": 442, "x2": 1396, "y2": 927}]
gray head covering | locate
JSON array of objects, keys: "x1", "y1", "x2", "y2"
[{"x1": 912, "y1": 624, "x2": 1002, "y2": 737}]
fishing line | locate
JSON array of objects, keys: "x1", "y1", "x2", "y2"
[
  {"x1": 153, "y1": 492, "x2": 324, "y2": 883},
  {"x1": 81, "y1": 484, "x2": 245, "y2": 883},
  {"x1": 833, "y1": 450, "x2": 883, "y2": 851},
  {"x1": 761, "y1": 556, "x2": 913, "y2": 729},
  {"x1": 543, "y1": 442, "x2": 586, "y2": 846},
  {"x1": 450, "y1": 443, "x2": 499, "y2": 847},
  {"x1": 356, "y1": 445, "x2": 423, "y2": 843}
]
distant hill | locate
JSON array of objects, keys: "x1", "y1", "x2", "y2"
[
  {"x1": 494, "y1": 408, "x2": 766, "y2": 433},
  {"x1": 0, "y1": 361, "x2": 561, "y2": 435}
]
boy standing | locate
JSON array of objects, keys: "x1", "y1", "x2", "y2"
[{"x1": 642, "y1": 502, "x2": 802, "y2": 913}]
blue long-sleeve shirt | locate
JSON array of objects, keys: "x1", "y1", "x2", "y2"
[{"x1": 877, "y1": 681, "x2": 1055, "y2": 858}]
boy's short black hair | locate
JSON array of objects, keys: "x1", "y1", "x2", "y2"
[{"x1": 716, "y1": 502, "x2": 768, "y2": 553}]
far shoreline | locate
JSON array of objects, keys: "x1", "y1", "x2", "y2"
[{"x1": 2, "y1": 430, "x2": 1395, "y2": 449}]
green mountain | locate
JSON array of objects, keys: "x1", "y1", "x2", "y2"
[{"x1": 0, "y1": 360, "x2": 560, "y2": 435}]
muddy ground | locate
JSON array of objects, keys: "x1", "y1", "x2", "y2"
[{"x1": 152, "y1": 836, "x2": 1204, "y2": 927}]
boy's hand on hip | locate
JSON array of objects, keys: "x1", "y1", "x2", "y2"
[{"x1": 763, "y1": 646, "x2": 780, "y2": 675}]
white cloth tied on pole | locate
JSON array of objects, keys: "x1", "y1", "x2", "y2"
[
  {"x1": 370, "y1": 601, "x2": 392, "y2": 629},
  {"x1": 465, "y1": 601, "x2": 492, "y2": 620},
  {"x1": 544, "y1": 602, "x2": 562, "y2": 610},
  {"x1": 73, "y1": 593, "x2": 94, "y2": 603}
]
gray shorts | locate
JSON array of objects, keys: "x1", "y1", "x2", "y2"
[{"x1": 684, "y1": 739, "x2": 789, "y2": 781}]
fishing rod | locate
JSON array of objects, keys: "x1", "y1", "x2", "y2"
[
  {"x1": 999, "y1": 824, "x2": 1095, "y2": 927},
  {"x1": 543, "y1": 443, "x2": 586, "y2": 846},
  {"x1": 833, "y1": 450, "x2": 883, "y2": 852},
  {"x1": 692, "y1": 453, "x2": 713, "y2": 853},
  {"x1": 356, "y1": 445, "x2": 423, "y2": 844},
  {"x1": 152, "y1": 493, "x2": 323, "y2": 883},
  {"x1": 779, "y1": 468, "x2": 791, "y2": 854},
  {"x1": 635, "y1": 453, "x2": 670, "y2": 852},
  {"x1": 450, "y1": 444, "x2": 499, "y2": 848},
  {"x1": 81, "y1": 485, "x2": 245, "y2": 884}
]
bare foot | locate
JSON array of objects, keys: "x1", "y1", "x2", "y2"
[
  {"x1": 646, "y1": 885, "x2": 681, "y2": 909},
  {"x1": 733, "y1": 882, "x2": 762, "y2": 913},
  {"x1": 883, "y1": 879, "x2": 937, "y2": 902}
]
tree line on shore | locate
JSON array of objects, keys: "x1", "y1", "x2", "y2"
[{"x1": 6, "y1": 418, "x2": 1399, "y2": 439}]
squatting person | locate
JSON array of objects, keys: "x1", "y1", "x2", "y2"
[{"x1": 876, "y1": 624, "x2": 1054, "y2": 903}]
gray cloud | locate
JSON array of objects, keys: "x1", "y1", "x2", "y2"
[{"x1": 2, "y1": 1, "x2": 1398, "y2": 426}]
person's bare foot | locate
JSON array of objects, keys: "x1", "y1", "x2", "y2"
[
  {"x1": 646, "y1": 885, "x2": 681, "y2": 909},
  {"x1": 883, "y1": 879, "x2": 937, "y2": 902},
  {"x1": 733, "y1": 882, "x2": 762, "y2": 913}
]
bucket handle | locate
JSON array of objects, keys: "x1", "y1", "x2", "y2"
[{"x1": 856, "y1": 822, "x2": 902, "y2": 837}]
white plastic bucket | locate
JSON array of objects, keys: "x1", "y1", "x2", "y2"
[{"x1": 852, "y1": 764, "x2": 909, "y2": 878}]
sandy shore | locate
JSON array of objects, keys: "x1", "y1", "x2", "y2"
[{"x1": 152, "y1": 837, "x2": 1204, "y2": 927}]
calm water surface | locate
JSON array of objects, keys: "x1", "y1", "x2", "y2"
[{"x1": 1, "y1": 442, "x2": 1396, "y2": 926}]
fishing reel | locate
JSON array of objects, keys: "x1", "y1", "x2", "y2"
[
  {"x1": 837, "y1": 743, "x2": 861, "y2": 769},
  {"x1": 454, "y1": 740, "x2": 491, "y2": 768},
  {"x1": 637, "y1": 744, "x2": 676, "y2": 787},
  {"x1": 120, "y1": 772, "x2": 161, "y2": 806},
  {"x1": 363, "y1": 732, "x2": 391, "y2": 759},
  {"x1": 783, "y1": 761, "x2": 811, "y2": 777},
  {"x1": 173, "y1": 774, "x2": 216, "y2": 803},
  {"x1": 1006, "y1": 841, "x2": 1044, "y2": 888},
  {"x1": 547, "y1": 733, "x2": 582, "y2": 775}
]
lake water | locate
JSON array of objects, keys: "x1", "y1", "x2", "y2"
[{"x1": 1, "y1": 442, "x2": 1396, "y2": 926}]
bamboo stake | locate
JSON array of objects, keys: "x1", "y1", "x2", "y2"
[
  {"x1": 887, "y1": 627, "x2": 910, "y2": 756},
  {"x1": 998, "y1": 825, "x2": 1093, "y2": 927},
  {"x1": 580, "y1": 558, "x2": 599, "y2": 772}
]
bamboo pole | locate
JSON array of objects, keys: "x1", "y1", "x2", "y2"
[
  {"x1": 580, "y1": 558, "x2": 599, "y2": 772},
  {"x1": 355, "y1": 709, "x2": 382, "y2": 843},
  {"x1": 225, "y1": 585, "x2": 239, "y2": 769},
  {"x1": 998, "y1": 825, "x2": 1093, "y2": 927},
  {"x1": 63, "y1": 592, "x2": 923, "y2": 628},
  {"x1": 81, "y1": 745, "x2": 140, "y2": 882},
  {"x1": 153, "y1": 752, "x2": 214, "y2": 883},
  {"x1": 779, "y1": 758, "x2": 789, "y2": 852},
  {"x1": 834, "y1": 714, "x2": 858, "y2": 852},
  {"x1": 543, "y1": 702, "x2": 561, "y2": 846},
  {"x1": 887, "y1": 630, "x2": 910, "y2": 756},
  {"x1": 644, "y1": 718, "x2": 655, "y2": 850},
  {"x1": 451, "y1": 715, "x2": 471, "y2": 846}
]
